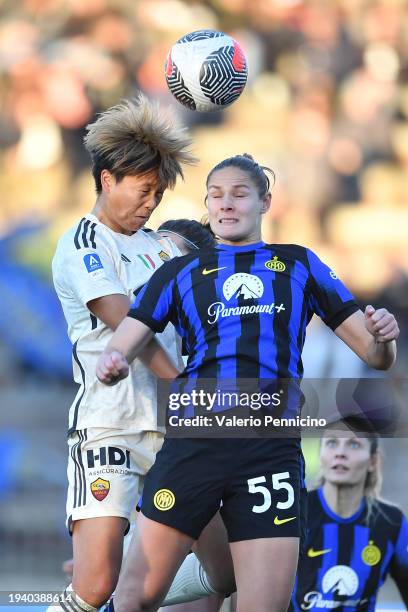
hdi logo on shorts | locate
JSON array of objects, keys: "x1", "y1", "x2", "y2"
[{"x1": 87, "y1": 446, "x2": 131, "y2": 469}]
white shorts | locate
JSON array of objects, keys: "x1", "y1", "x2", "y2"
[{"x1": 66, "y1": 428, "x2": 163, "y2": 532}]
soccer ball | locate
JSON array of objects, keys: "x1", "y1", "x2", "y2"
[{"x1": 165, "y1": 29, "x2": 248, "y2": 112}]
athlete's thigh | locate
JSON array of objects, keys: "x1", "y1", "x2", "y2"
[
  {"x1": 193, "y1": 512, "x2": 235, "y2": 594},
  {"x1": 230, "y1": 537, "x2": 299, "y2": 612},
  {"x1": 115, "y1": 512, "x2": 194, "y2": 610},
  {"x1": 72, "y1": 515, "x2": 127, "y2": 595}
]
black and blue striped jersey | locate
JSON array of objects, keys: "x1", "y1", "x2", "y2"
[
  {"x1": 129, "y1": 242, "x2": 359, "y2": 381},
  {"x1": 290, "y1": 488, "x2": 408, "y2": 611}
]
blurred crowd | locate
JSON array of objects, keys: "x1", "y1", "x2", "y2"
[
  {"x1": 0, "y1": 2, "x2": 407, "y2": 594},
  {"x1": 0, "y1": 0, "x2": 408, "y2": 375}
]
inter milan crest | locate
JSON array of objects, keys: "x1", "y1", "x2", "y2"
[
  {"x1": 361, "y1": 541, "x2": 381, "y2": 566},
  {"x1": 265, "y1": 256, "x2": 286, "y2": 272},
  {"x1": 153, "y1": 488, "x2": 176, "y2": 511}
]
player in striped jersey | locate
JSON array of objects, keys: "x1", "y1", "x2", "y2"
[
  {"x1": 51, "y1": 95, "x2": 233, "y2": 612},
  {"x1": 97, "y1": 153, "x2": 399, "y2": 612},
  {"x1": 290, "y1": 424, "x2": 408, "y2": 611}
]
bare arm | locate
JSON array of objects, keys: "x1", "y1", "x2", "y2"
[
  {"x1": 88, "y1": 294, "x2": 180, "y2": 380},
  {"x1": 96, "y1": 316, "x2": 154, "y2": 385},
  {"x1": 335, "y1": 305, "x2": 399, "y2": 370},
  {"x1": 88, "y1": 293, "x2": 130, "y2": 330}
]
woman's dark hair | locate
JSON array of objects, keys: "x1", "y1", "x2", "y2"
[
  {"x1": 206, "y1": 153, "x2": 275, "y2": 198},
  {"x1": 158, "y1": 219, "x2": 216, "y2": 251},
  {"x1": 84, "y1": 94, "x2": 196, "y2": 194}
]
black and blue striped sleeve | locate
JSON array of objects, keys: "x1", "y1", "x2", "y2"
[
  {"x1": 128, "y1": 259, "x2": 178, "y2": 333},
  {"x1": 390, "y1": 513, "x2": 408, "y2": 606},
  {"x1": 306, "y1": 248, "x2": 360, "y2": 330}
]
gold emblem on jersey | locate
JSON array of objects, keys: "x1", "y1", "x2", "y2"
[
  {"x1": 362, "y1": 540, "x2": 381, "y2": 566},
  {"x1": 159, "y1": 250, "x2": 170, "y2": 261},
  {"x1": 153, "y1": 489, "x2": 175, "y2": 511},
  {"x1": 90, "y1": 478, "x2": 110, "y2": 501},
  {"x1": 265, "y1": 256, "x2": 286, "y2": 272}
]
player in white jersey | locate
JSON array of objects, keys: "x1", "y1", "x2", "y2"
[
  {"x1": 53, "y1": 222, "x2": 182, "y2": 436},
  {"x1": 51, "y1": 95, "x2": 233, "y2": 612}
]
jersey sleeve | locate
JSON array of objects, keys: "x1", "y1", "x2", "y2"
[
  {"x1": 306, "y1": 248, "x2": 360, "y2": 330},
  {"x1": 389, "y1": 514, "x2": 408, "y2": 605},
  {"x1": 128, "y1": 259, "x2": 178, "y2": 333},
  {"x1": 54, "y1": 233, "x2": 126, "y2": 307}
]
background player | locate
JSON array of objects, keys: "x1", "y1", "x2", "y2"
[
  {"x1": 290, "y1": 422, "x2": 408, "y2": 611},
  {"x1": 97, "y1": 154, "x2": 399, "y2": 612}
]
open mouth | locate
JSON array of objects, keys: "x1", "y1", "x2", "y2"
[
  {"x1": 219, "y1": 218, "x2": 238, "y2": 224},
  {"x1": 332, "y1": 464, "x2": 349, "y2": 473}
]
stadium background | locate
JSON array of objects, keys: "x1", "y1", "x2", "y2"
[{"x1": 0, "y1": 0, "x2": 407, "y2": 609}]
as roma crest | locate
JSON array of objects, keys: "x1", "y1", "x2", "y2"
[{"x1": 90, "y1": 478, "x2": 110, "y2": 501}]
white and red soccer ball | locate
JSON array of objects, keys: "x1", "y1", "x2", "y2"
[{"x1": 165, "y1": 29, "x2": 248, "y2": 112}]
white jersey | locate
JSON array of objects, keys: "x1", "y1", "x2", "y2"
[{"x1": 52, "y1": 213, "x2": 183, "y2": 434}]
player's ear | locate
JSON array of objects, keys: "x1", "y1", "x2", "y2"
[
  {"x1": 204, "y1": 195, "x2": 209, "y2": 209},
  {"x1": 261, "y1": 193, "x2": 271, "y2": 214},
  {"x1": 101, "y1": 169, "x2": 114, "y2": 193}
]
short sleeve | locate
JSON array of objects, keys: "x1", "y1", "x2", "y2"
[
  {"x1": 128, "y1": 259, "x2": 177, "y2": 333},
  {"x1": 53, "y1": 237, "x2": 126, "y2": 306},
  {"x1": 306, "y1": 249, "x2": 360, "y2": 330},
  {"x1": 390, "y1": 514, "x2": 408, "y2": 580}
]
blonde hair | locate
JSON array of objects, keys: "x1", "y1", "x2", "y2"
[
  {"x1": 318, "y1": 430, "x2": 383, "y2": 522},
  {"x1": 84, "y1": 93, "x2": 197, "y2": 193}
]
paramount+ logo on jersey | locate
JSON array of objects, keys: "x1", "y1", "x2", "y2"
[
  {"x1": 86, "y1": 446, "x2": 131, "y2": 470},
  {"x1": 207, "y1": 272, "x2": 285, "y2": 324}
]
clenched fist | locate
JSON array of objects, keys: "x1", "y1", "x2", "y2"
[
  {"x1": 364, "y1": 305, "x2": 400, "y2": 343},
  {"x1": 96, "y1": 350, "x2": 129, "y2": 385}
]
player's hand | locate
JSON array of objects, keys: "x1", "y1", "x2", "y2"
[
  {"x1": 364, "y1": 305, "x2": 400, "y2": 343},
  {"x1": 96, "y1": 350, "x2": 129, "y2": 385}
]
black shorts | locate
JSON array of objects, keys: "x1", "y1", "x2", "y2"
[{"x1": 140, "y1": 437, "x2": 306, "y2": 542}]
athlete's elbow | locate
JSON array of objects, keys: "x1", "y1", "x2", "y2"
[{"x1": 366, "y1": 352, "x2": 396, "y2": 371}]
